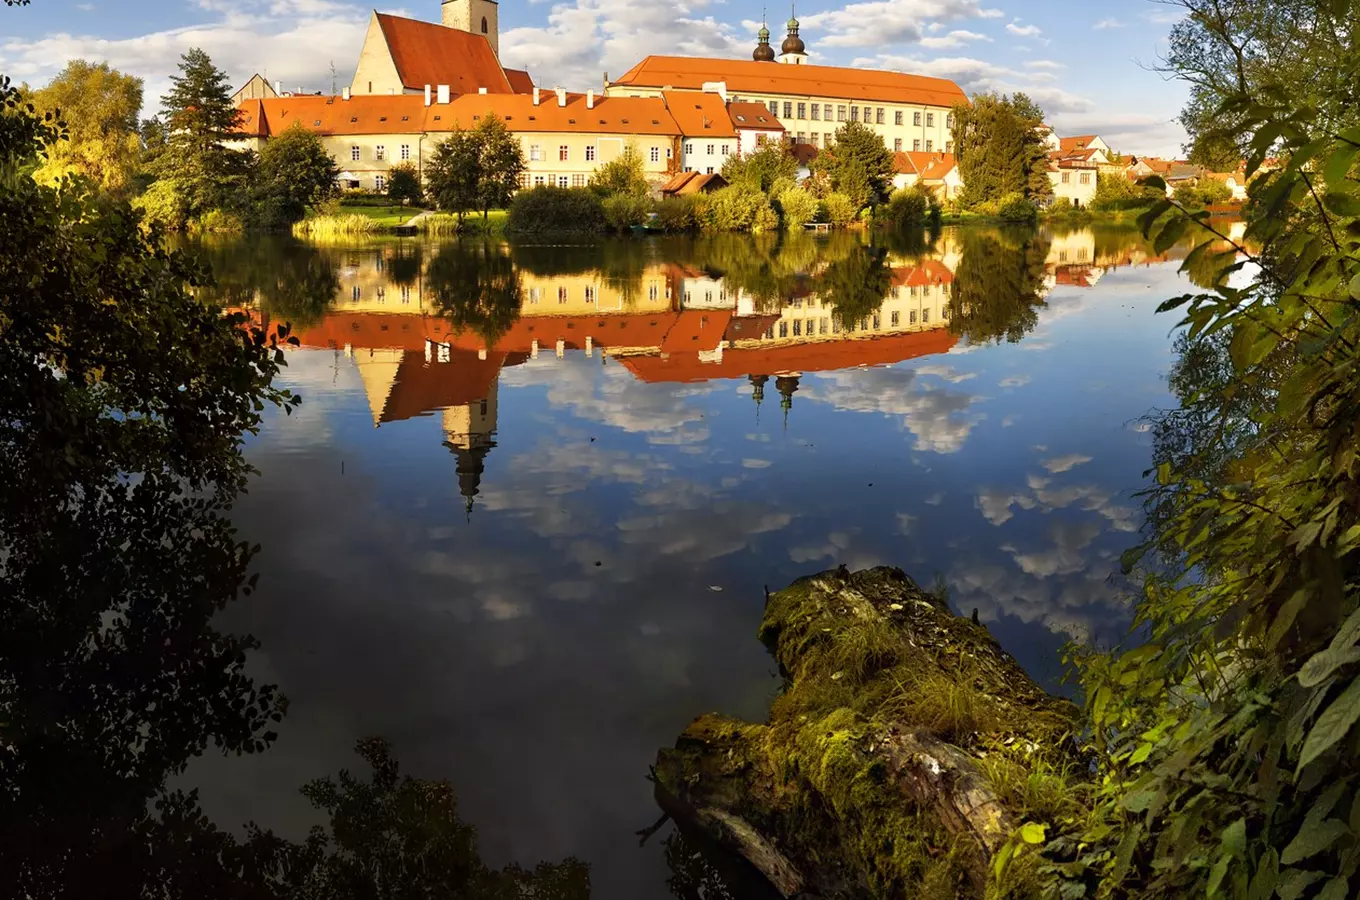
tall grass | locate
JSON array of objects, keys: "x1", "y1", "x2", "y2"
[{"x1": 292, "y1": 213, "x2": 379, "y2": 238}]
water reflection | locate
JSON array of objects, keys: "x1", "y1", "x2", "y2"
[{"x1": 177, "y1": 224, "x2": 1199, "y2": 900}]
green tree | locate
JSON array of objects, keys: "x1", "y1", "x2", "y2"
[
  {"x1": 588, "y1": 142, "x2": 649, "y2": 197},
  {"x1": 1091, "y1": 171, "x2": 1164, "y2": 211},
  {"x1": 947, "y1": 228, "x2": 1050, "y2": 344},
  {"x1": 952, "y1": 92, "x2": 1052, "y2": 207},
  {"x1": 473, "y1": 112, "x2": 525, "y2": 218},
  {"x1": 817, "y1": 243, "x2": 893, "y2": 329},
  {"x1": 27, "y1": 60, "x2": 142, "y2": 194},
  {"x1": 812, "y1": 121, "x2": 895, "y2": 210},
  {"x1": 427, "y1": 242, "x2": 524, "y2": 346},
  {"x1": 721, "y1": 141, "x2": 798, "y2": 193},
  {"x1": 155, "y1": 48, "x2": 249, "y2": 223},
  {"x1": 253, "y1": 121, "x2": 339, "y2": 228},
  {"x1": 426, "y1": 129, "x2": 482, "y2": 222},
  {"x1": 386, "y1": 161, "x2": 422, "y2": 206}
]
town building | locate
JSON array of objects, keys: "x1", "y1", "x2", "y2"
[
  {"x1": 230, "y1": 73, "x2": 278, "y2": 107},
  {"x1": 892, "y1": 151, "x2": 961, "y2": 200},
  {"x1": 349, "y1": 6, "x2": 533, "y2": 97}
]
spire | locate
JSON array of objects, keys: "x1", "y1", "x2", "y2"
[
  {"x1": 775, "y1": 375, "x2": 800, "y2": 432},
  {"x1": 753, "y1": 9, "x2": 775, "y2": 62},
  {"x1": 750, "y1": 374, "x2": 769, "y2": 422},
  {"x1": 780, "y1": 4, "x2": 806, "y2": 57}
]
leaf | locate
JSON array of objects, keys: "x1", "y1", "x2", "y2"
[
  {"x1": 1207, "y1": 853, "x2": 1231, "y2": 898},
  {"x1": 1316, "y1": 878, "x2": 1352, "y2": 900},
  {"x1": 1019, "y1": 822, "x2": 1046, "y2": 844},
  {"x1": 1120, "y1": 543, "x2": 1150, "y2": 575},
  {"x1": 1280, "y1": 818, "x2": 1350, "y2": 865},
  {"x1": 1246, "y1": 848, "x2": 1278, "y2": 900},
  {"x1": 1298, "y1": 646, "x2": 1360, "y2": 688},
  {"x1": 1129, "y1": 743, "x2": 1152, "y2": 764},
  {"x1": 1154, "y1": 216, "x2": 1189, "y2": 255},
  {"x1": 1323, "y1": 144, "x2": 1359, "y2": 189},
  {"x1": 1323, "y1": 192, "x2": 1360, "y2": 217},
  {"x1": 1298, "y1": 678, "x2": 1360, "y2": 770},
  {"x1": 1275, "y1": 869, "x2": 1325, "y2": 900},
  {"x1": 1221, "y1": 818, "x2": 1247, "y2": 859},
  {"x1": 992, "y1": 840, "x2": 1014, "y2": 879}
]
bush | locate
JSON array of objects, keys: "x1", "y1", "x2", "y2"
[
  {"x1": 291, "y1": 213, "x2": 379, "y2": 238},
  {"x1": 1174, "y1": 178, "x2": 1233, "y2": 208},
  {"x1": 1091, "y1": 172, "x2": 1164, "y2": 211},
  {"x1": 601, "y1": 193, "x2": 652, "y2": 232},
  {"x1": 701, "y1": 185, "x2": 779, "y2": 233},
  {"x1": 820, "y1": 192, "x2": 857, "y2": 228},
  {"x1": 883, "y1": 185, "x2": 940, "y2": 230},
  {"x1": 191, "y1": 209, "x2": 245, "y2": 235},
  {"x1": 776, "y1": 186, "x2": 818, "y2": 229},
  {"x1": 133, "y1": 179, "x2": 189, "y2": 231},
  {"x1": 387, "y1": 163, "x2": 423, "y2": 206},
  {"x1": 506, "y1": 186, "x2": 606, "y2": 235},
  {"x1": 1049, "y1": 196, "x2": 1073, "y2": 212},
  {"x1": 997, "y1": 192, "x2": 1038, "y2": 223},
  {"x1": 654, "y1": 195, "x2": 701, "y2": 232}
]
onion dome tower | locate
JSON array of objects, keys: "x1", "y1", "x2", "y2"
[
  {"x1": 753, "y1": 17, "x2": 776, "y2": 62},
  {"x1": 780, "y1": 6, "x2": 807, "y2": 64}
]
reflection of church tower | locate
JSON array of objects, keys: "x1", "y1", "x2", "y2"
[
  {"x1": 443, "y1": 379, "x2": 499, "y2": 517},
  {"x1": 775, "y1": 374, "x2": 801, "y2": 430}
]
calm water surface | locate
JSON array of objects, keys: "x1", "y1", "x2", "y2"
[{"x1": 186, "y1": 225, "x2": 1206, "y2": 898}]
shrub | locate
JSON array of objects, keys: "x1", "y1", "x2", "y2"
[
  {"x1": 1049, "y1": 196, "x2": 1073, "y2": 212},
  {"x1": 506, "y1": 186, "x2": 606, "y2": 235},
  {"x1": 751, "y1": 202, "x2": 779, "y2": 234},
  {"x1": 776, "y1": 186, "x2": 818, "y2": 229},
  {"x1": 1090, "y1": 172, "x2": 1164, "y2": 211},
  {"x1": 820, "y1": 192, "x2": 857, "y2": 228},
  {"x1": 291, "y1": 213, "x2": 379, "y2": 238},
  {"x1": 133, "y1": 180, "x2": 190, "y2": 231},
  {"x1": 1174, "y1": 178, "x2": 1233, "y2": 208},
  {"x1": 588, "y1": 144, "x2": 650, "y2": 198},
  {"x1": 387, "y1": 163, "x2": 423, "y2": 206},
  {"x1": 997, "y1": 192, "x2": 1038, "y2": 223},
  {"x1": 702, "y1": 184, "x2": 778, "y2": 233},
  {"x1": 654, "y1": 195, "x2": 701, "y2": 232},
  {"x1": 191, "y1": 209, "x2": 245, "y2": 235},
  {"x1": 601, "y1": 193, "x2": 652, "y2": 232},
  {"x1": 883, "y1": 185, "x2": 939, "y2": 230}
]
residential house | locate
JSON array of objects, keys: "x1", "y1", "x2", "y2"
[
  {"x1": 727, "y1": 100, "x2": 786, "y2": 155},
  {"x1": 664, "y1": 90, "x2": 736, "y2": 174},
  {"x1": 892, "y1": 150, "x2": 959, "y2": 199},
  {"x1": 1049, "y1": 156, "x2": 1098, "y2": 206},
  {"x1": 660, "y1": 171, "x2": 728, "y2": 197}
]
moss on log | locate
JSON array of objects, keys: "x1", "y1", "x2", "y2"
[{"x1": 654, "y1": 566, "x2": 1084, "y2": 899}]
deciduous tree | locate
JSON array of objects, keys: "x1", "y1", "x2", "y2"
[
  {"x1": 27, "y1": 60, "x2": 142, "y2": 194},
  {"x1": 951, "y1": 92, "x2": 1052, "y2": 207},
  {"x1": 812, "y1": 121, "x2": 894, "y2": 210},
  {"x1": 588, "y1": 142, "x2": 649, "y2": 197},
  {"x1": 386, "y1": 161, "x2": 422, "y2": 206},
  {"x1": 254, "y1": 121, "x2": 339, "y2": 228},
  {"x1": 473, "y1": 112, "x2": 524, "y2": 217},
  {"x1": 426, "y1": 129, "x2": 482, "y2": 222}
]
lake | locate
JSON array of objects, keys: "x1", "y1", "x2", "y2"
[{"x1": 184, "y1": 224, "x2": 1202, "y2": 898}]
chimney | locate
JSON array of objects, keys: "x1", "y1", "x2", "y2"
[
  {"x1": 341, "y1": 86, "x2": 350, "y2": 101},
  {"x1": 555, "y1": 86, "x2": 566, "y2": 107},
  {"x1": 478, "y1": 86, "x2": 488, "y2": 95},
  {"x1": 424, "y1": 84, "x2": 432, "y2": 106},
  {"x1": 532, "y1": 86, "x2": 540, "y2": 105},
  {"x1": 274, "y1": 79, "x2": 282, "y2": 94},
  {"x1": 437, "y1": 84, "x2": 451, "y2": 104},
  {"x1": 603, "y1": 72, "x2": 609, "y2": 89},
  {"x1": 587, "y1": 89, "x2": 595, "y2": 109}
]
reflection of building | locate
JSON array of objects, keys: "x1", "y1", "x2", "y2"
[
  {"x1": 1043, "y1": 228, "x2": 1179, "y2": 290},
  {"x1": 444, "y1": 381, "x2": 497, "y2": 514}
]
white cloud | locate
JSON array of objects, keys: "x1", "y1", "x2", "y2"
[
  {"x1": 1005, "y1": 21, "x2": 1042, "y2": 38},
  {"x1": 802, "y1": 366, "x2": 985, "y2": 454},
  {"x1": 1094, "y1": 18, "x2": 1126, "y2": 30},
  {"x1": 920, "y1": 29, "x2": 993, "y2": 50},
  {"x1": 1024, "y1": 59, "x2": 1065, "y2": 70},
  {"x1": 800, "y1": 0, "x2": 1003, "y2": 49},
  {"x1": 1041, "y1": 453, "x2": 1093, "y2": 474},
  {"x1": 999, "y1": 374, "x2": 1030, "y2": 388}
]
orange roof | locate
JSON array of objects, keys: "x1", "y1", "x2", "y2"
[
  {"x1": 726, "y1": 101, "x2": 785, "y2": 131},
  {"x1": 662, "y1": 90, "x2": 736, "y2": 137},
  {"x1": 618, "y1": 328, "x2": 959, "y2": 384},
  {"x1": 612, "y1": 56, "x2": 968, "y2": 108},
  {"x1": 236, "y1": 98, "x2": 268, "y2": 137},
  {"x1": 438, "y1": 92, "x2": 680, "y2": 136},
  {"x1": 890, "y1": 260, "x2": 954, "y2": 287},
  {"x1": 504, "y1": 68, "x2": 535, "y2": 94},
  {"x1": 919, "y1": 153, "x2": 957, "y2": 180},
  {"x1": 1059, "y1": 135, "x2": 1099, "y2": 153},
  {"x1": 375, "y1": 13, "x2": 512, "y2": 94},
  {"x1": 662, "y1": 171, "x2": 726, "y2": 195},
  {"x1": 893, "y1": 150, "x2": 939, "y2": 175},
  {"x1": 236, "y1": 94, "x2": 430, "y2": 137}
]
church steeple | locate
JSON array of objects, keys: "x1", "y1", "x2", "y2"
[
  {"x1": 780, "y1": 4, "x2": 807, "y2": 64},
  {"x1": 776, "y1": 374, "x2": 801, "y2": 431},
  {"x1": 753, "y1": 10, "x2": 776, "y2": 62}
]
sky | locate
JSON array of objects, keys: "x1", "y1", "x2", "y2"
[{"x1": 0, "y1": 0, "x2": 1192, "y2": 155}]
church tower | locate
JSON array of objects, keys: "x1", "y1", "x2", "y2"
[
  {"x1": 779, "y1": 6, "x2": 807, "y2": 65},
  {"x1": 442, "y1": 0, "x2": 499, "y2": 57}
]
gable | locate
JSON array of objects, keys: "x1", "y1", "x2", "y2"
[{"x1": 376, "y1": 12, "x2": 512, "y2": 94}]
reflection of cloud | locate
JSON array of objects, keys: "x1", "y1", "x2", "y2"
[
  {"x1": 949, "y1": 559, "x2": 1130, "y2": 642},
  {"x1": 977, "y1": 471, "x2": 1139, "y2": 533},
  {"x1": 975, "y1": 486, "x2": 1036, "y2": 526},
  {"x1": 788, "y1": 530, "x2": 885, "y2": 570},
  {"x1": 915, "y1": 364, "x2": 977, "y2": 384},
  {"x1": 741, "y1": 458, "x2": 772, "y2": 469},
  {"x1": 1041, "y1": 453, "x2": 1093, "y2": 474},
  {"x1": 999, "y1": 374, "x2": 1030, "y2": 388},
  {"x1": 897, "y1": 513, "x2": 917, "y2": 535},
  {"x1": 803, "y1": 367, "x2": 984, "y2": 454},
  {"x1": 1008, "y1": 520, "x2": 1103, "y2": 577}
]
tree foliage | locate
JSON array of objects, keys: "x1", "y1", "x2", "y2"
[
  {"x1": 947, "y1": 227, "x2": 1050, "y2": 345},
  {"x1": 386, "y1": 161, "x2": 422, "y2": 206},
  {"x1": 426, "y1": 128, "x2": 482, "y2": 221},
  {"x1": 155, "y1": 48, "x2": 249, "y2": 222},
  {"x1": 816, "y1": 244, "x2": 893, "y2": 329},
  {"x1": 952, "y1": 92, "x2": 1053, "y2": 207},
  {"x1": 472, "y1": 112, "x2": 525, "y2": 217},
  {"x1": 812, "y1": 121, "x2": 895, "y2": 210},
  {"x1": 253, "y1": 121, "x2": 339, "y2": 229},
  {"x1": 26, "y1": 60, "x2": 143, "y2": 195},
  {"x1": 588, "y1": 141, "x2": 650, "y2": 198},
  {"x1": 1091, "y1": 172, "x2": 1164, "y2": 211},
  {"x1": 721, "y1": 142, "x2": 799, "y2": 193}
]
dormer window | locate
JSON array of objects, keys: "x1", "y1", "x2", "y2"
[{"x1": 350, "y1": 117, "x2": 357, "y2": 123}]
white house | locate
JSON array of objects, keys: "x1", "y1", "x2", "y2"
[
  {"x1": 664, "y1": 90, "x2": 738, "y2": 175},
  {"x1": 727, "y1": 100, "x2": 786, "y2": 156},
  {"x1": 1049, "y1": 158, "x2": 1098, "y2": 206}
]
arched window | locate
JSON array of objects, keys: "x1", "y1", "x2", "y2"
[{"x1": 481, "y1": 16, "x2": 488, "y2": 33}]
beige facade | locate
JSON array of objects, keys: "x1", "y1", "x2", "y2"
[
  {"x1": 1050, "y1": 165, "x2": 1098, "y2": 206},
  {"x1": 442, "y1": 0, "x2": 499, "y2": 57},
  {"x1": 351, "y1": 14, "x2": 407, "y2": 96},
  {"x1": 515, "y1": 132, "x2": 676, "y2": 188}
]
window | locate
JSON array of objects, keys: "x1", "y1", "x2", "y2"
[
  {"x1": 1061, "y1": 172, "x2": 1071, "y2": 184},
  {"x1": 519, "y1": 173, "x2": 531, "y2": 188},
  {"x1": 913, "y1": 139, "x2": 921, "y2": 151},
  {"x1": 778, "y1": 321, "x2": 788, "y2": 338},
  {"x1": 704, "y1": 290, "x2": 713, "y2": 304},
  {"x1": 586, "y1": 145, "x2": 596, "y2": 161},
  {"x1": 797, "y1": 102, "x2": 806, "y2": 119},
  {"x1": 374, "y1": 174, "x2": 385, "y2": 191},
  {"x1": 683, "y1": 142, "x2": 693, "y2": 155},
  {"x1": 480, "y1": 16, "x2": 487, "y2": 32},
  {"x1": 530, "y1": 144, "x2": 542, "y2": 161},
  {"x1": 876, "y1": 107, "x2": 885, "y2": 124},
  {"x1": 819, "y1": 318, "x2": 827, "y2": 335},
  {"x1": 824, "y1": 132, "x2": 832, "y2": 146},
  {"x1": 650, "y1": 146, "x2": 660, "y2": 163},
  {"x1": 926, "y1": 113, "x2": 934, "y2": 128},
  {"x1": 894, "y1": 138, "x2": 902, "y2": 151},
  {"x1": 792, "y1": 320, "x2": 801, "y2": 337},
  {"x1": 809, "y1": 133, "x2": 819, "y2": 148},
  {"x1": 666, "y1": 146, "x2": 673, "y2": 159},
  {"x1": 529, "y1": 287, "x2": 541, "y2": 304},
  {"x1": 559, "y1": 145, "x2": 569, "y2": 161},
  {"x1": 946, "y1": 140, "x2": 953, "y2": 153},
  {"x1": 810, "y1": 104, "x2": 820, "y2": 121},
  {"x1": 400, "y1": 144, "x2": 410, "y2": 160},
  {"x1": 350, "y1": 145, "x2": 360, "y2": 161},
  {"x1": 850, "y1": 106, "x2": 860, "y2": 122},
  {"x1": 946, "y1": 112, "x2": 954, "y2": 128},
  {"x1": 863, "y1": 107, "x2": 872, "y2": 122},
  {"x1": 913, "y1": 111, "x2": 922, "y2": 126},
  {"x1": 557, "y1": 175, "x2": 569, "y2": 187},
  {"x1": 534, "y1": 175, "x2": 546, "y2": 186},
  {"x1": 824, "y1": 103, "x2": 833, "y2": 120},
  {"x1": 783, "y1": 101, "x2": 793, "y2": 118},
  {"x1": 872, "y1": 314, "x2": 880, "y2": 330},
  {"x1": 768, "y1": 100, "x2": 778, "y2": 115},
  {"x1": 796, "y1": 132, "x2": 805, "y2": 143},
  {"x1": 922, "y1": 309, "x2": 929, "y2": 324},
  {"x1": 375, "y1": 145, "x2": 385, "y2": 160},
  {"x1": 1079, "y1": 171, "x2": 1092, "y2": 185},
  {"x1": 910, "y1": 310, "x2": 917, "y2": 324},
  {"x1": 706, "y1": 144, "x2": 715, "y2": 155},
  {"x1": 705, "y1": 166, "x2": 714, "y2": 174},
  {"x1": 891, "y1": 311, "x2": 900, "y2": 327},
  {"x1": 401, "y1": 286, "x2": 411, "y2": 303},
  {"x1": 585, "y1": 286, "x2": 595, "y2": 303},
  {"x1": 649, "y1": 284, "x2": 659, "y2": 301},
  {"x1": 837, "y1": 105, "x2": 846, "y2": 122},
  {"x1": 558, "y1": 286, "x2": 568, "y2": 303},
  {"x1": 895, "y1": 110, "x2": 903, "y2": 125},
  {"x1": 351, "y1": 285, "x2": 360, "y2": 300},
  {"x1": 720, "y1": 144, "x2": 729, "y2": 155},
  {"x1": 925, "y1": 140, "x2": 933, "y2": 152},
  {"x1": 832, "y1": 319, "x2": 841, "y2": 334},
  {"x1": 572, "y1": 174, "x2": 586, "y2": 187}
]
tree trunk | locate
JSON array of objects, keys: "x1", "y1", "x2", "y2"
[{"x1": 653, "y1": 566, "x2": 1082, "y2": 899}]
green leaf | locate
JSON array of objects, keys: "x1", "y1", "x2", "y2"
[
  {"x1": 1019, "y1": 822, "x2": 1046, "y2": 844},
  {"x1": 1349, "y1": 273, "x2": 1360, "y2": 301},
  {"x1": 1323, "y1": 144, "x2": 1359, "y2": 189},
  {"x1": 1331, "y1": 607, "x2": 1360, "y2": 652},
  {"x1": 1316, "y1": 878, "x2": 1352, "y2": 900},
  {"x1": 1129, "y1": 743, "x2": 1153, "y2": 764},
  {"x1": 1221, "y1": 818, "x2": 1247, "y2": 859},
  {"x1": 1207, "y1": 853, "x2": 1231, "y2": 898},
  {"x1": 992, "y1": 840, "x2": 1014, "y2": 879},
  {"x1": 1276, "y1": 869, "x2": 1325, "y2": 900},
  {"x1": 1323, "y1": 192, "x2": 1360, "y2": 217},
  {"x1": 1120, "y1": 543, "x2": 1149, "y2": 575},
  {"x1": 1298, "y1": 646, "x2": 1360, "y2": 687},
  {"x1": 1246, "y1": 848, "x2": 1278, "y2": 900},
  {"x1": 1298, "y1": 678, "x2": 1360, "y2": 770},
  {"x1": 1154, "y1": 216, "x2": 1189, "y2": 254},
  {"x1": 1281, "y1": 818, "x2": 1350, "y2": 865}
]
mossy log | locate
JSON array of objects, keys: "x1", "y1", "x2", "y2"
[{"x1": 653, "y1": 566, "x2": 1082, "y2": 899}]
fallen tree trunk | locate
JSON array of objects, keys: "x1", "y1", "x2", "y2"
[{"x1": 653, "y1": 566, "x2": 1083, "y2": 899}]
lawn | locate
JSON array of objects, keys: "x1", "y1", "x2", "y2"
[{"x1": 338, "y1": 204, "x2": 426, "y2": 227}]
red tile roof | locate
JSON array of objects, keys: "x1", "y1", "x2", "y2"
[
  {"x1": 504, "y1": 68, "x2": 535, "y2": 94},
  {"x1": 662, "y1": 90, "x2": 736, "y2": 137},
  {"x1": 236, "y1": 94, "x2": 429, "y2": 137},
  {"x1": 612, "y1": 56, "x2": 968, "y2": 108},
  {"x1": 1059, "y1": 135, "x2": 1099, "y2": 153},
  {"x1": 893, "y1": 150, "x2": 940, "y2": 175},
  {"x1": 919, "y1": 154, "x2": 957, "y2": 181},
  {"x1": 726, "y1": 101, "x2": 785, "y2": 131},
  {"x1": 376, "y1": 13, "x2": 513, "y2": 94},
  {"x1": 661, "y1": 171, "x2": 727, "y2": 195}
]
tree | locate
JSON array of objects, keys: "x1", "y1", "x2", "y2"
[
  {"x1": 426, "y1": 129, "x2": 482, "y2": 222},
  {"x1": 721, "y1": 142, "x2": 798, "y2": 193},
  {"x1": 947, "y1": 228, "x2": 1050, "y2": 344},
  {"x1": 386, "y1": 161, "x2": 422, "y2": 206},
  {"x1": 254, "y1": 121, "x2": 339, "y2": 228},
  {"x1": 27, "y1": 60, "x2": 143, "y2": 194},
  {"x1": 156, "y1": 48, "x2": 249, "y2": 222},
  {"x1": 816, "y1": 244, "x2": 893, "y2": 329},
  {"x1": 427, "y1": 242, "x2": 524, "y2": 346},
  {"x1": 473, "y1": 112, "x2": 524, "y2": 217},
  {"x1": 952, "y1": 92, "x2": 1052, "y2": 207},
  {"x1": 812, "y1": 121, "x2": 895, "y2": 210},
  {"x1": 588, "y1": 142, "x2": 649, "y2": 197}
]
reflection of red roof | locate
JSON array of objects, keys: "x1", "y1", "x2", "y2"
[
  {"x1": 618, "y1": 328, "x2": 958, "y2": 383},
  {"x1": 376, "y1": 13, "x2": 513, "y2": 94},
  {"x1": 660, "y1": 309, "x2": 732, "y2": 353},
  {"x1": 381, "y1": 349, "x2": 515, "y2": 423},
  {"x1": 1053, "y1": 265, "x2": 1095, "y2": 287},
  {"x1": 724, "y1": 314, "x2": 782, "y2": 341}
]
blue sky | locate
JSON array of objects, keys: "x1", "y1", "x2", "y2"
[{"x1": 0, "y1": 0, "x2": 1191, "y2": 154}]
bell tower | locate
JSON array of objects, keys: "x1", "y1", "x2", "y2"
[{"x1": 442, "y1": 0, "x2": 499, "y2": 57}]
